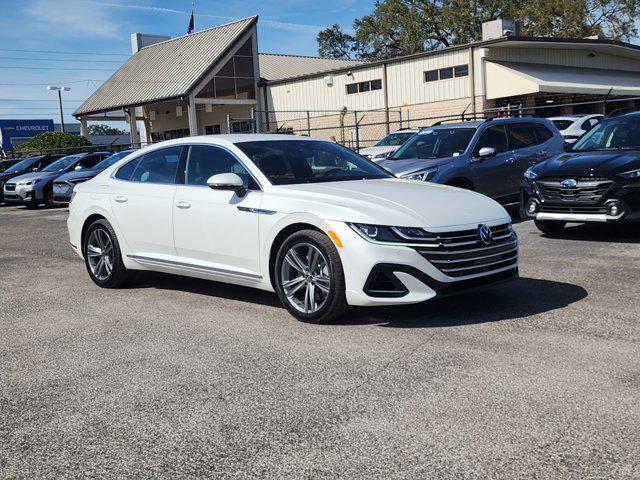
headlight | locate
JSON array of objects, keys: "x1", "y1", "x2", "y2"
[
  {"x1": 402, "y1": 166, "x2": 438, "y2": 182},
  {"x1": 349, "y1": 223, "x2": 436, "y2": 244},
  {"x1": 372, "y1": 151, "x2": 392, "y2": 160},
  {"x1": 618, "y1": 168, "x2": 640, "y2": 179},
  {"x1": 524, "y1": 168, "x2": 538, "y2": 181},
  {"x1": 18, "y1": 178, "x2": 41, "y2": 186}
]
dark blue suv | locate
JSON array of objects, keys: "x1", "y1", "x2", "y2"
[{"x1": 379, "y1": 117, "x2": 564, "y2": 205}]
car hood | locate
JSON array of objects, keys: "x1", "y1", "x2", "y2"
[
  {"x1": 6, "y1": 171, "x2": 61, "y2": 183},
  {"x1": 534, "y1": 150, "x2": 640, "y2": 178},
  {"x1": 379, "y1": 156, "x2": 455, "y2": 176},
  {"x1": 55, "y1": 169, "x2": 100, "y2": 182},
  {"x1": 267, "y1": 178, "x2": 508, "y2": 230}
]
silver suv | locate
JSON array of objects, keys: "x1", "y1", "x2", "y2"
[{"x1": 379, "y1": 117, "x2": 564, "y2": 205}]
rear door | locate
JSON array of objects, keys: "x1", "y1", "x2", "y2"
[
  {"x1": 507, "y1": 122, "x2": 539, "y2": 189},
  {"x1": 469, "y1": 124, "x2": 514, "y2": 200},
  {"x1": 172, "y1": 144, "x2": 263, "y2": 278},
  {"x1": 109, "y1": 146, "x2": 184, "y2": 261}
]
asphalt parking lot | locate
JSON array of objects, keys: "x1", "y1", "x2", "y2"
[{"x1": 1, "y1": 205, "x2": 638, "y2": 479}]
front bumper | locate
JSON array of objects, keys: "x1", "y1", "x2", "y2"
[
  {"x1": 2, "y1": 183, "x2": 41, "y2": 204},
  {"x1": 520, "y1": 180, "x2": 640, "y2": 223},
  {"x1": 327, "y1": 220, "x2": 519, "y2": 307}
]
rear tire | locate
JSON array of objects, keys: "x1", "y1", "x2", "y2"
[
  {"x1": 534, "y1": 219, "x2": 566, "y2": 234},
  {"x1": 274, "y1": 229, "x2": 348, "y2": 323},
  {"x1": 83, "y1": 219, "x2": 132, "y2": 288}
]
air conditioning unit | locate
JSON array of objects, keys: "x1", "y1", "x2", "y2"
[{"x1": 324, "y1": 75, "x2": 334, "y2": 87}]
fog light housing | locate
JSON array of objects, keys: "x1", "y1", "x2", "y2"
[
  {"x1": 526, "y1": 199, "x2": 539, "y2": 215},
  {"x1": 607, "y1": 202, "x2": 623, "y2": 216}
]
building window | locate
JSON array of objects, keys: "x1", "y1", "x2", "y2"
[
  {"x1": 205, "y1": 124, "x2": 221, "y2": 135},
  {"x1": 424, "y1": 64, "x2": 469, "y2": 83},
  {"x1": 196, "y1": 38, "x2": 256, "y2": 100},
  {"x1": 346, "y1": 79, "x2": 382, "y2": 95}
]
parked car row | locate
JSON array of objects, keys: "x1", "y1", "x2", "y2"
[
  {"x1": 1, "y1": 150, "x2": 135, "y2": 208},
  {"x1": 6, "y1": 112, "x2": 639, "y2": 324}
]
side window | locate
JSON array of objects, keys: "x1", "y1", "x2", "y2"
[
  {"x1": 475, "y1": 125, "x2": 508, "y2": 154},
  {"x1": 115, "y1": 146, "x2": 182, "y2": 183},
  {"x1": 78, "y1": 155, "x2": 101, "y2": 169},
  {"x1": 115, "y1": 157, "x2": 141, "y2": 180},
  {"x1": 581, "y1": 117, "x2": 600, "y2": 131},
  {"x1": 533, "y1": 124, "x2": 554, "y2": 143},
  {"x1": 184, "y1": 145, "x2": 258, "y2": 190},
  {"x1": 507, "y1": 123, "x2": 537, "y2": 150}
]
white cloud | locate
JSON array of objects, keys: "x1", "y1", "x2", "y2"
[
  {"x1": 98, "y1": 1, "x2": 322, "y2": 33},
  {"x1": 25, "y1": 0, "x2": 123, "y2": 38}
]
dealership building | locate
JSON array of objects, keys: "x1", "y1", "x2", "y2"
[{"x1": 74, "y1": 16, "x2": 640, "y2": 146}]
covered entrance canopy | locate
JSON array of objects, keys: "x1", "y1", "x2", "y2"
[
  {"x1": 485, "y1": 61, "x2": 640, "y2": 100},
  {"x1": 73, "y1": 17, "x2": 260, "y2": 145}
]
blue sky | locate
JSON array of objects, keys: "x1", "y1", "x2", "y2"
[{"x1": 0, "y1": 0, "x2": 372, "y2": 125}]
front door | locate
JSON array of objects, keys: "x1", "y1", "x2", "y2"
[
  {"x1": 469, "y1": 124, "x2": 514, "y2": 200},
  {"x1": 172, "y1": 144, "x2": 262, "y2": 278},
  {"x1": 109, "y1": 145, "x2": 184, "y2": 261},
  {"x1": 507, "y1": 123, "x2": 540, "y2": 194}
]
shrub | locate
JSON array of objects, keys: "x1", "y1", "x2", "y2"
[{"x1": 15, "y1": 131, "x2": 92, "y2": 153}]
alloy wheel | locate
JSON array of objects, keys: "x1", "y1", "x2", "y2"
[
  {"x1": 86, "y1": 228, "x2": 114, "y2": 281},
  {"x1": 280, "y1": 243, "x2": 331, "y2": 314}
]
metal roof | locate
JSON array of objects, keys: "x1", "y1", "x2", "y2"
[
  {"x1": 258, "y1": 53, "x2": 361, "y2": 82},
  {"x1": 74, "y1": 17, "x2": 257, "y2": 116}
]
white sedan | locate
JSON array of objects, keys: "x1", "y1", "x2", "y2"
[{"x1": 67, "y1": 135, "x2": 518, "y2": 323}]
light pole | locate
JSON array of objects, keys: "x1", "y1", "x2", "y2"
[{"x1": 47, "y1": 85, "x2": 71, "y2": 133}]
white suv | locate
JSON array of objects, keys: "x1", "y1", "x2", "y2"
[
  {"x1": 358, "y1": 129, "x2": 418, "y2": 161},
  {"x1": 549, "y1": 114, "x2": 603, "y2": 143},
  {"x1": 67, "y1": 135, "x2": 518, "y2": 323}
]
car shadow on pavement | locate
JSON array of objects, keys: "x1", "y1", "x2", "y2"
[
  {"x1": 134, "y1": 272, "x2": 587, "y2": 328},
  {"x1": 132, "y1": 271, "x2": 281, "y2": 307},
  {"x1": 337, "y1": 277, "x2": 588, "y2": 328},
  {"x1": 540, "y1": 222, "x2": 640, "y2": 244}
]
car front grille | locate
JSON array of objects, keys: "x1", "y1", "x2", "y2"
[
  {"x1": 535, "y1": 177, "x2": 613, "y2": 204},
  {"x1": 4, "y1": 183, "x2": 16, "y2": 192},
  {"x1": 415, "y1": 223, "x2": 518, "y2": 278}
]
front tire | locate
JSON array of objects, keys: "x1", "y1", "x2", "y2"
[
  {"x1": 274, "y1": 230, "x2": 348, "y2": 323},
  {"x1": 44, "y1": 187, "x2": 56, "y2": 208},
  {"x1": 83, "y1": 219, "x2": 132, "y2": 288},
  {"x1": 534, "y1": 219, "x2": 566, "y2": 234}
]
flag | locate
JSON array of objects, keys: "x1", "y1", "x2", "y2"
[{"x1": 187, "y1": 9, "x2": 195, "y2": 34}]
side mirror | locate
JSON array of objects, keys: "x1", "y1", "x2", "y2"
[
  {"x1": 31, "y1": 167, "x2": 39, "y2": 172},
  {"x1": 206, "y1": 172, "x2": 246, "y2": 197},
  {"x1": 74, "y1": 165, "x2": 83, "y2": 170},
  {"x1": 478, "y1": 147, "x2": 496, "y2": 158}
]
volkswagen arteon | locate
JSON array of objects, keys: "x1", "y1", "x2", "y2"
[{"x1": 67, "y1": 135, "x2": 519, "y2": 323}]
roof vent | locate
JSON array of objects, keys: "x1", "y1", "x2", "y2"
[{"x1": 482, "y1": 19, "x2": 520, "y2": 41}]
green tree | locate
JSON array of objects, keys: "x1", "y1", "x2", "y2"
[
  {"x1": 317, "y1": 0, "x2": 640, "y2": 61},
  {"x1": 15, "y1": 132, "x2": 92, "y2": 153},
  {"x1": 88, "y1": 124, "x2": 127, "y2": 136}
]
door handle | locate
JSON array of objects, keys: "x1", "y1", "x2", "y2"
[
  {"x1": 506, "y1": 157, "x2": 515, "y2": 164},
  {"x1": 176, "y1": 201, "x2": 191, "y2": 209},
  {"x1": 114, "y1": 195, "x2": 128, "y2": 203}
]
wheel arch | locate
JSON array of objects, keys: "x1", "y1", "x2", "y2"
[
  {"x1": 267, "y1": 222, "x2": 325, "y2": 291},
  {"x1": 80, "y1": 213, "x2": 109, "y2": 255},
  {"x1": 445, "y1": 176, "x2": 475, "y2": 191}
]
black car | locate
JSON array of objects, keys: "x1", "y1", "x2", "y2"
[
  {"x1": 521, "y1": 111, "x2": 640, "y2": 233},
  {"x1": 0, "y1": 154, "x2": 64, "y2": 203},
  {"x1": 0, "y1": 159, "x2": 22, "y2": 173}
]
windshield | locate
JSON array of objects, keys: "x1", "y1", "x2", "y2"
[
  {"x1": 551, "y1": 120, "x2": 574, "y2": 130},
  {"x1": 235, "y1": 140, "x2": 392, "y2": 185},
  {"x1": 389, "y1": 127, "x2": 476, "y2": 160},
  {"x1": 375, "y1": 132, "x2": 415, "y2": 147},
  {"x1": 571, "y1": 116, "x2": 640, "y2": 151},
  {"x1": 94, "y1": 150, "x2": 134, "y2": 170},
  {"x1": 4, "y1": 156, "x2": 42, "y2": 174},
  {"x1": 42, "y1": 154, "x2": 83, "y2": 172}
]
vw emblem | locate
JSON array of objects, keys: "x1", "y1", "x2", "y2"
[
  {"x1": 478, "y1": 224, "x2": 492, "y2": 245},
  {"x1": 561, "y1": 178, "x2": 578, "y2": 188}
]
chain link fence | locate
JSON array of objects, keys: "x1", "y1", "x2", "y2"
[{"x1": 256, "y1": 93, "x2": 640, "y2": 150}]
